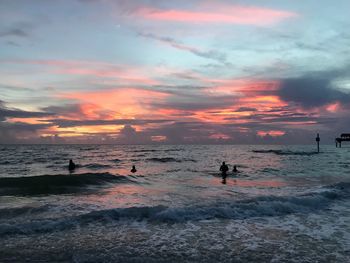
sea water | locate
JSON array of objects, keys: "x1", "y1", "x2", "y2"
[{"x1": 0, "y1": 145, "x2": 349, "y2": 262}]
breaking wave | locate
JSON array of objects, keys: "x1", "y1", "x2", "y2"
[
  {"x1": 1, "y1": 182, "x2": 349, "y2": 236},
  {"x1": 253, "y1": 150, "x2": 319, "y2": 156},
  {"x1": 0, "y1": 173, "x2": 133, "y2": 196}
]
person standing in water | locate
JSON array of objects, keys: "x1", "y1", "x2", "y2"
[
  {"x1": 68, "y1": 159, "x2": 76, "y2": 171},
  {"x1": 131, "y1": 165, "x2": 137, "y2": 173},
  {"x1": 220, "y1": 161, "x2": 229, "y2": 178}
]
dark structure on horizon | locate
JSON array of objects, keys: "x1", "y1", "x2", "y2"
[
  {"x1": 335, "y1": 133, "x2": 350, "y2": 147},
  {"x1": 316, "y1": 133, "x2": 320, "y2": 153}
]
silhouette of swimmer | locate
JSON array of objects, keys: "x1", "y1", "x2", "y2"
[
  {"x1": 68, "y1": 159, "x2": 76, "y2": 171},
  {"x1": 233, "y1": 165, "x2": 238, "y2": 173},
  {"x1": 131, "y1": 165, "x2": 137, "y2": 173},
  {"x1": 220, "y1": 161, "x2": 229, "y2": 179}
]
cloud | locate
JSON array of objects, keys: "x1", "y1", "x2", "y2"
[
  {"x1": 234, "y1": 107, "x2": 257, "y2": 112},
  {"x1": 41, "y1": 104, "x2": 84, "y2": 117},
  {"x1": 116, "y1": 124, "x2": 152, "y2": 144},
  {"x1": 233, "y1": 112, "x2": 334, "y2": 125},
  {"x1": 46, "y1": 118, "x2": 173, "y2": 128},
  {"x1": 1, "y1": 59, "x2": 159, "y2": 86},
  {"x1": 0, "y1": 28, "x2": 28, "y2": 38},
  {"x1": 0, "y1": 100, "x2": 53, "y2": 121},
  {"x1": 0, "y1": 121, "x2": 52, "y2": 144},
  {"x1": 0, "y1": 22, "x2": 34, "y2": 39},
  {"x1": 152, "y1": 93, "x2": 236, "y2": 111},
  {"x1": 139, "y1": 32, "x2": 227, "y2": 64},
  {"x1": 277, "y1": 76, "x2": 350, "y2": 108},
  {"x1": 136, "y1": 5, "x2": 297, "y2": 26}
]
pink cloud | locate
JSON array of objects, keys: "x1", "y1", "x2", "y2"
[
  {"x1": 1, "y1": 59, "x2": 159, "y2": 85},
  {"x1": 59, "y1": 88, "x2": 170, "y2": 120},
  {"x1": 257, "y1": 130, "x2": 286, "y2": 137},
  {"x1": 136, "y1": 5, "x2": 297, "y2": 25},
  {"x1": 56, "y1": 67, "x2": 159, "y2": 85}
]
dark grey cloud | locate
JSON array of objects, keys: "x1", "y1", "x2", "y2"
[
  {"x1": 0, "y1": 22, "x2": 33, "y2": 39},
  {"x1": 0, "y1": 28, "x2": 28, "y2": 38},
  {"x1": 138, "y1": 32, "x2": 228, "y2": 64},
  {"x1": 0, "y1": 100, "x2": 53, "y2": 121},
  {"x1": 147, "y1": 86, "x2": 238, "y2": 111},
  {"x1": 249, "y1": 114, "x2": 334, "y2": 125},
  {"x1": 116, "y1": 124, "x2": 152, "y2": 144},
  {"x1": 152, "y1": 93, "x2": 237, "y2": 111},
  {"x1": 41, "y1": 104, "x2": 82, "y2": 116},
  {"x1": 224, "y1": 109, "x2": 335, "y2": 127},
  {"x1": 234, "y1": 107, "x2": 257, "y2": 112},
  {"x1": 41, "y1": 103, "x2": 118, "y2": 120},
  {"x1": 5, "y1": 40, "x2": 20, "y2": 46},
  {"x1": 0, "y1": 121, "x2": 52, "y2": 144},
  {"x1": 0, "y1": 121, "x2": 51, "y2": 131},
  {"x1": 277, "y1": 76, "x2": 350, "y2": 108}
]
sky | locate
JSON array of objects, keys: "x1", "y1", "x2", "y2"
[{"x1": 1, "y1": 0, "x2": 350, "y2": 144}]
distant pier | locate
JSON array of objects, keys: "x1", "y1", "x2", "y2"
[{"x1": 335, "y1": 133, "x2": 350, "y2": 147}]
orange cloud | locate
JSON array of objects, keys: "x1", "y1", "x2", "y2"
[
  {"x1": 151, "y1": 135, "x2": 167, "y2": 142},
  {"x1": 60, "y1": 88, "x2": 169, "y2": 120},
  {"x1": 51, "y1": 125, "x2": 124, "y2": 137},
  {"x1": 257, "y1": 130, "x2": 286, "y2": 137},
  {"x1": 7, "y1": 117, "x2": 50, "y2": 125},
  {"x1": 209, "y1": 133, "x2": 231, "y2": 140},
  {"x1": 137, "y1": 5, "x2": 297, "y2": 25},
  {"x1": 194, "y1": 79, "x2": 285, "y2": 123},
  {"x1": 203, "y1": 79, "x2": 280, "y2": 95}
]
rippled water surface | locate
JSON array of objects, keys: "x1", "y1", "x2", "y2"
[{"x1": 0, "y1": 145, "x2": 349, "y2": 262}]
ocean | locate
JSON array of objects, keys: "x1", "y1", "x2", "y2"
[{"x1": 0, "y1": 144, "x2": 349, "y2": 262}]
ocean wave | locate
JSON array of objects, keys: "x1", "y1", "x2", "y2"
[
  {"x1": 109, "y1": 158, "x2": 121, "y2": 163},
  {"x1": 128, "y1": 149, "x2": 183, "y2": 153},
  {"x1": 0, "y1": 160, "x2": 11, "y2": 165},
  {"x1": 0, "y1": 173, "x2": 132, "y2": 196},
  {"x1": 0, "y1": 205, "x2": 52, "y2": 219},
  {"x1": 253, "y1": 149, "x2": 319, "y2": 156},
  {"x1": 147, "y1": 157, "x2": 196, "y2": 163},
  {"x1": 78, "y1": 147, "x2": 97, "y2": 151},
  {"x1": 128, "y1": 149, "x2": 158, "y2": 153},
  {"x1": 260, "y1": 167, "x2": 280, "y2": 173},
  {"x1": 32, "y1": 157, "x2": 50, "y2": 163},
  {"x1": 1, "y1": 182, "x2": 349, "y2": 236},
  {"x1": 82, "y1": 163, "x2": 113, "y2": 169},
  {"x1": 163, "y1": 149, "x2": 183, "y2": 152}
]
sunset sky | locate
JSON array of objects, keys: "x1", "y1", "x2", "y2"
[{"x1": 1, "y1": 0, "x2": 350, "y2": 144}]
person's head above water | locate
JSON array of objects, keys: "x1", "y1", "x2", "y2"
[
  {"x1": 222, "y1": 161, "x2": 226, "y2": 165},
  {"x1": 131, "y1": 165, "x2": 137, "y2": 173}
]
